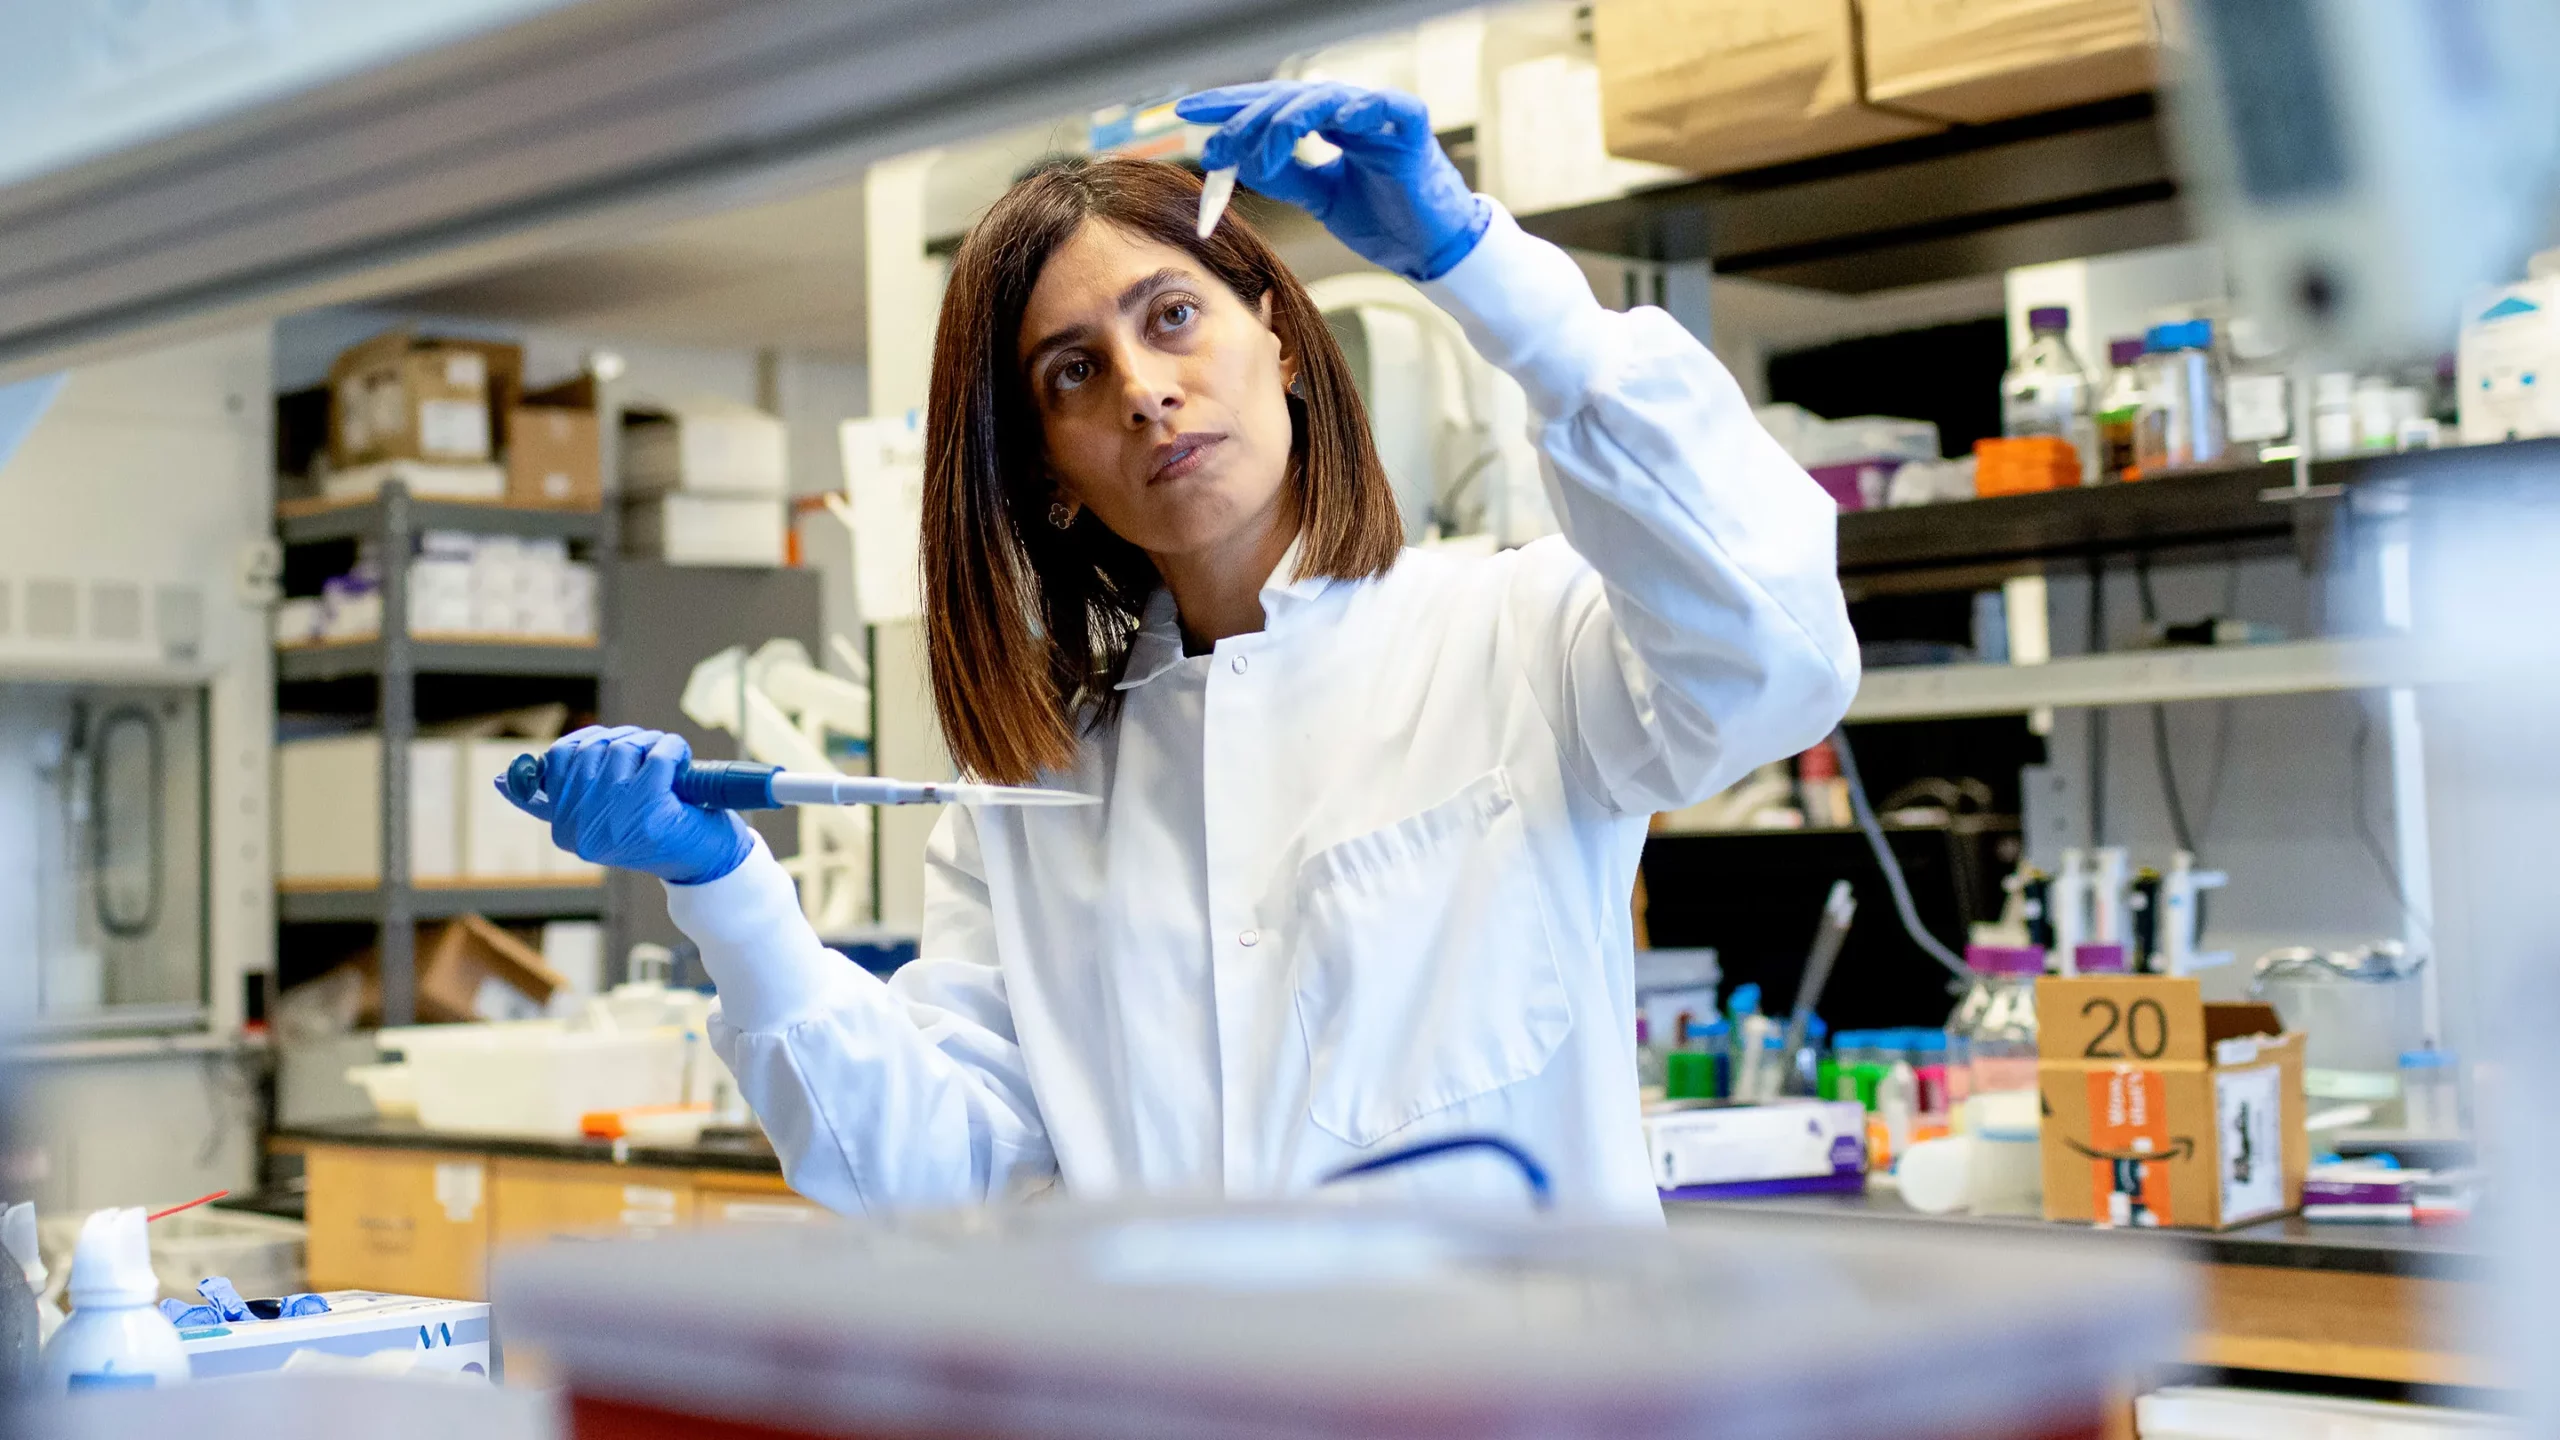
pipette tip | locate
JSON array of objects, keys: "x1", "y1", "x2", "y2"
[{"x1": 1196, "y1": 167, "x2": 1238, "y2": 240}]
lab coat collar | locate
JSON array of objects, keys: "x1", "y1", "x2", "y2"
[{"x1": 1114, "y1": 535, "x2": 1332, "y2": 692}]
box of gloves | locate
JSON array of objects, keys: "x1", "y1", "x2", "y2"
[{"x1": 173, "y1": 1288, "x2": 491, "y2": 1380}]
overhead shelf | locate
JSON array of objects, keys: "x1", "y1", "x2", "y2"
[
  {"x1": 1848, "y1": 636, "x2": 2446, "y2": 723},
  {"x1": 1836, "y1": 437, "x2": 2560, "y2": 581},
  {"x1": 276, "y1": 637, "x2": 602, "y2": 682},
  {"x1": 1839, "y1": 461, "x2": 2290, "y2": 576},
  {"x1": 1517, "y1": 95, "x2": 2178, "y2": 292},
  {"x1": 279, "y1": 883, "x2": 607, "y2": 924},
  {"x1": 277, "y1": 495, "x2": 602, "y2": 545}
]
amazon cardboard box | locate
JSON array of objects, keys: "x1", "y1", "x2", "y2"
[
  {"x1": 329, "y1": 330, "x2": 524, "y2": 469},
  {"x1": 2037, "y1": 976, "x2": 2307, "y2": 1231},
  {"x1": 1594, "y1": 0, "x2": 1940, "y2": 178},
  {"x1": 1861, "y1": 0, "x2": 2161, "y2": 126}
]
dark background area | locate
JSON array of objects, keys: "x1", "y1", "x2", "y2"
[{"x1": 1766, "y1": 317, "x2": 2010, "y2": 460}]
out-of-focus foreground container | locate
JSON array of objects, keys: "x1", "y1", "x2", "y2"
[{"x1": 498, "y1": 1201, "x2": 2186, "y2": 1440}]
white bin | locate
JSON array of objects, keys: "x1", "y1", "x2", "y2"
[{"x1": 406, "y1": 1023, "x2": 684, "y2": 1138}]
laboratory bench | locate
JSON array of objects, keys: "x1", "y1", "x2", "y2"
[
  {"x1": 269, "y1": 1119, "x2": 821, "y2": 1302},
  {"x1": 279, "y1": 1118, "x2": 2497, "y2": 1393},
  {"x1": 1673, "y1": 1191, "x2": 2495, "y2": 1392}
]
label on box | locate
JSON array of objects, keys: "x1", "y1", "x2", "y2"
[
  {"x1": 2217, "y1": 1064, "x2": 2285, "y2": 1223},
  {"x1": 2085, "y1": 1068, "x2": 2173, "y2": 1228},
  {"x1": 2226, "y1": 374, "x2": 2290, "y2": 444},
  {"x1": 418, "y1": 398, "x2": 490, "y2": 458},
  {"x1": 444, "y1": 353, "x2": 486, "y2": 389}
]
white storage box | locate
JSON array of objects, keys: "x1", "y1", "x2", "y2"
[
  {"x1": 275, "y1": 734, "x2": 462, "y2": 884},
  {"x1": 624, "y1": 492, "x2": 785, "y2": 567},
  {"x1": 2135, "y1": 1385, "x2": 2514, "y2": 1439},
  {"x1": 408, "y1": 1023, "x2": 684, "y2": 1138},
  {"x1": 621, "y1": 400, "x2": 787, "y2": 495},
  {"x1": 177, "y1": 1291, "x2": 491, "y2": 1380},
  {"x1": 461, "y1": 736, "x2": 556, "y2": 879}
]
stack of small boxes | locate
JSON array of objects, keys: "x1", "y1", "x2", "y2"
[
  {"x1": 276, "y1": 532, "x2": 597, "y2": 645},
  {"x1": 407, "y1": 532, "x2": 598, "y2": 639}
]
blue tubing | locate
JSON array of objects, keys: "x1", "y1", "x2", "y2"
[{"x1": 1320, "y1": 1134, "x2": 1554, "y2": 1210}]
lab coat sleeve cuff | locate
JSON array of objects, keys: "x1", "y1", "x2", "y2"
[
  {"x1": 662, "y1": 832, "x2": 854, "y2": 1033},
  {"x1": 1420, "y1": 199, "x2": 1615, "y2": 421}
]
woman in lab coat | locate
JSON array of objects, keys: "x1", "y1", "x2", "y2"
[{"x1": 514, "y1": 81, "x2": 1859, "y2": 1217}]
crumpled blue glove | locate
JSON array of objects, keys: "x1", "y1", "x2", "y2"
[
  {"x1": 498, "y1": 725, "x2": 754, "y2": 886},
  {"x1": 1176, "y1": 81, "x2": 1489, "y2": 282}
]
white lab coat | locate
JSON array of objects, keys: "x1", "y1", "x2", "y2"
[{"x1": 672, "y1": 202, "x2": 1859, "y2": 1220}]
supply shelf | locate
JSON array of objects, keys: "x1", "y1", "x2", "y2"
[
  {"x1": 1836, "y1": 437, "x2": 2560, "y2": 581},
  {"x1": 275, "y1": 636, "x2": 604, "y2": 683},
  {"x1": 1847, "y1": 635, "x2": 2446, "y2": 723},
  {"x1": 277, "y1": 882, "x2": 608, "y2": 925},
  {"x1": 1517, "y1": 95, "x2": 2177, "y2": 293},
  {"x1": 273, "y1": 476, "x2": 619, "y2": 1027},
  {"x1": 276, "y1": 494, "x2": 602, "y2": 545}
]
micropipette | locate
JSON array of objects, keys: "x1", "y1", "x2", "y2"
[
  {"x1": 1196, "y1": 166, "x2": 1237, "y2": 239},
  {"x1": 502, "y1": 754, "x2": 1095, "y2": 812}
]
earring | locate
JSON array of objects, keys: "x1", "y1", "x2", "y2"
[
  {"x1": 1048, "y1": 501, "x2": 1076, "y2": 530},
  {"x1": 1287, "y1": 374, "x2": 1306, "y2": 400}
]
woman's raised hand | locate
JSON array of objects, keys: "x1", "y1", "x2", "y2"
[
  {"x1": 1176, "y1": 81, "x2": 1488, "y2": 283},
  {"x1": 500, "y1": 725, "x2": 754, "y2": 886}
]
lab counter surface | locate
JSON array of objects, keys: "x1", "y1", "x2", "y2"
[{"x1": 279, "y1": 1122, "x2": 2496, "y2": 1388}]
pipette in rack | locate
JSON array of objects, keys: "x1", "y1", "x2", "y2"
[
  {"x1": 502, "y1": 754, "x2": 1096, "y2": 812},
  {"x1": 1196, "y1": 166, "x2": 1237, "y2": 239}
]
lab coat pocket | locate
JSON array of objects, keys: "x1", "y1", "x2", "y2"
[{"x1": 1294, "y1": 768, "x2": 1573, "y2": 1148}]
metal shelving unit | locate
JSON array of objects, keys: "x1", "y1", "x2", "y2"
[
  {"x1": 275, "y1": 480, "x2": 617, "y2": 1024},
  {"x1": 278, "y1": 883, "x2": 607, "y2": 925},
  {"x1": 276, "y1": 636, "x2": 604, "y2": 683},
  {"x1": 1847, "y1": 636, "x2": 2446, "y2": 723}
]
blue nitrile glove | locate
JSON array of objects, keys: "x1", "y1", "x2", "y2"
[
  {"x1": 498, "y1": 725, "x2": 754, "y2": 886},
  {"x1": 1176, "y1": 81, "x2": 1490, "y2": 282}
]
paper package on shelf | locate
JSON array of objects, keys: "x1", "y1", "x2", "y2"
[
  {"x1": 1596, "y1": 0, "x2": 1940, "y2": 178},
  {"x1": 1861, "y1": 0, "x2": 2161, "y2": 126}
]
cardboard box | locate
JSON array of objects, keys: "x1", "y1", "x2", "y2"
[
  {"x1": 328, "y1": 330, "x2": 523, "y2": 469},
  {"x1": 621, "y1": 399, "x2": 787, "y2": 495},
  {"x1": 178, "y1": 1291, "x2": 492, "y2": 1380},
  {"x1": 508, "y1": 377, "x2": 603, "y2": 509},
  {"x1": 1863, "y1": 0, "x2": 2160, "y2": 125},
  {"x1": 352, "y1": 913, "x2": 567, "y2": 1024},
  {"x1": 2037, "y1": 976, "x2": 2307, "y2": 1230},
  {"x1": 623, "y1": 492, "x2": 786, "y2": 567},
  {"x1": 1595, "y1": 0, "x2": 1940, "y2": 179}
]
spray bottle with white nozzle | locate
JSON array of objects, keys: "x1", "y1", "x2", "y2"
[{"x1": 40, "y1": 1208, "x2": 189, "y2": 1392}]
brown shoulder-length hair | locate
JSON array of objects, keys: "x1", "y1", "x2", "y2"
[{"x1": 922, "y1": 155, "x2": 1402, "y2": 785}]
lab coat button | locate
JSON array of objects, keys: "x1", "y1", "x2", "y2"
[
  {"x1": 1238, "y1": 928, "x2": 1259, "y2": 948},
  {"x1": 1230, "y1": 655, "x2": 1249, "y2": 675}
]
